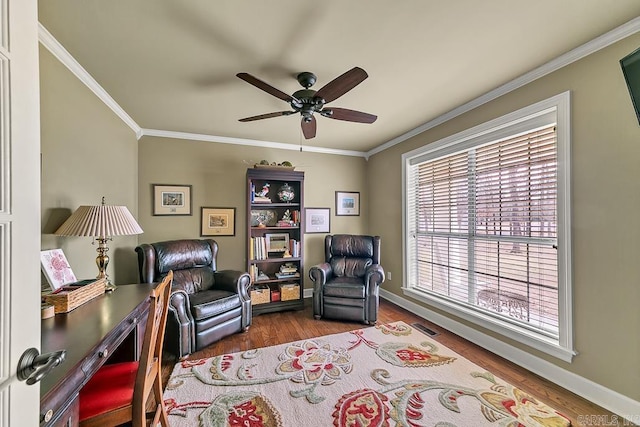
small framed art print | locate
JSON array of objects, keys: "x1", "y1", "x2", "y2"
[
  {"x1": 335, "y1": 191, "x2": 360, "y2": 216},
  {"x1": 305, "y1": 208, "x2": 330, "y2": 233},
  {"x1": 201, "y1": 207, "x2": 236, "y2": 236},
  {"x1": 153, "y1": 184, "x2": 192, "y2": 216}
]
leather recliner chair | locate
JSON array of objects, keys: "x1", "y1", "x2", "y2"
[
  {"x1": 135, "y1": 239, "x2": 252, "y2": 358},
  {"x1": 309, "y1": 234, "x2": 385, "y2": 324}
]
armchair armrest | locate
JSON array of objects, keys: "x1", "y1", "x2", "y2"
[
  {"x1": 168, "y1": 285, "x2": 194, "y2": 324},
  {"x1": 364, "y1": 264, "x2": 385, "y2": 294},
  {"x1": 309, "y1": 262, "x2": 333, "y2": 287},
  {"x1": 310, "y1": 262, "x2": 333, "y2": 321},
  {"x1": 167, "y1": 286, "x2": 195, "y2": 358},
  {"x1": 213, "y1": 270, "x2": 252, "y2": 302},
  {"x1": 213, "y1": 270, "x2": 252, "y2": 331}
]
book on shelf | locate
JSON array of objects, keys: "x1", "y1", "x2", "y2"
[
  {"x1": 249, "y1": 265, "x2": 271, "y2": 282},
  {"x1": 279, "y1": 263, "x2": 298, "y2": 274},
  {"x1": 288, "y1": 239, "x2": 301, "y2": 258},
  {"x1": 250, "y1": 236, "x2": 268, "y2": 260},
  {"x1": 275, "y1": 272, "x2": 300, "y2": 279}
]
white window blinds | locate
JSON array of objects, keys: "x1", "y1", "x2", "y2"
[{"x1": 407, "y1": 125, "x2": 559, "y2": 338}]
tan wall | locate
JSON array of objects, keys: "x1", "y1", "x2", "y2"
[
  {"x1": 137, "y1": 136, "x2": 368, "y2": 288},
  {"x1": 39, "y1": 46, "x2": 140, "y2": 285},
  {"x1": 368, "y1": 33, "x2": 640, "y2": 400}
]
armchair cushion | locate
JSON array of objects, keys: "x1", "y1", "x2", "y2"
[
  {"x1": 172, "y1": 268, "x2": 215, "y2": 294},
  {"x1": 322, "y1": 278, "x2": 366, "y2": 299},
  {"x1": 190, "y1": 290, "x2": 240, "y2": 321},
  {"x1": 330, "y1": 258, "x2": 372, "y2": 278},
  {"x1": 156, "y1": 243, "x2": 214, "y2": 274},
  {"x1": 328, "y1": 234, "x2": 375, "y2": 259}
]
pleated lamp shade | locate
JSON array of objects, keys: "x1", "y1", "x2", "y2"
[{"x1": 55, "y1": 203, "x2": 143, "y2": 238}]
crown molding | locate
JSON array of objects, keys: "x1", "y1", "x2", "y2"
[
  {"x1": 38, "y1": 23, "x2": 142, "y2": 136},
  {"x1": 139, "y1": 128, "x2": 367, "y2": 157},
  {"x1": 38, "y1": 16, "x2": 640, "y2": 158},
  {"x1": 367, "y1": 16, "x2": 640, "y2": 158},
  {"x1": 37, "y1": 23, "x2": 366, "y2": 157}
]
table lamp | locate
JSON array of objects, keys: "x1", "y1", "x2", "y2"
[{"x1": 54, "y1": 197, "x2": 143, "y2": 291}]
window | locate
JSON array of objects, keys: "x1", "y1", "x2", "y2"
[{"x1": 402, "y1": 93, "x2": 574, "y2": 361}]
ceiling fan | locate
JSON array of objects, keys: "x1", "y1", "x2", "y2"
[{"x1": 236, "y1": 67, "x2": 377, "y2": 139}]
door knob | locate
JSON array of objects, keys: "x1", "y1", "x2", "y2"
[{"x1": 17, "y1": 348, "x2": 66, "y2": 385}]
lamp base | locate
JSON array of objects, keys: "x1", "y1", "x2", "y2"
[{"x1": 95, "y1": 238, "x2": 116, "y2": 292}]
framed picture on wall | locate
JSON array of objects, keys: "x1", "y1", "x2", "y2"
[
  {"x1": 304, "y1": 208, "x2": 330, "y2": 233},
  {"x1": 153, "y1": 184, "x2": 192, "y2": 216},
  {"x1": 201, "y1": 207, "x2": 236, "y2": 236},
  {"x1": 335, "y1": 191, "x2": 360, "y2": 216}
]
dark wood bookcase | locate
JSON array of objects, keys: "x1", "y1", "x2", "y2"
[{"x1": 246, "y1": 168, "x2": 304, "y2": 315}]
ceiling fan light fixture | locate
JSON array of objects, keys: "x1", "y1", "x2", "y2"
[{"x1": 296, "y1": 72, "x2": 317, "y2": 88}]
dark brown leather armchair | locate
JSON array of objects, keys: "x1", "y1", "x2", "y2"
[
  {"x1": 135, "y1": 239, "x2": 251, "y2": 358},
  {"x1": 309, "y1": 235, "x2": 384, "y2": 324}
]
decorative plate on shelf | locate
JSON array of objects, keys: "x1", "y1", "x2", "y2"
[
  {"x1": 251, "y1": 210, "x2": 277, "y2": 227},
  {"x1": 277, "y1": 183, "x2": 295, "y2": 202}
]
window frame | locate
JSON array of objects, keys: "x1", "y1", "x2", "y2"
[{"x1": 402, "y1": 92, "x2": 575, "y2": 362}]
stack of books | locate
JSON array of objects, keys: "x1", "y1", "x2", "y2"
[{"x1": 275, "y1": 263, "x2": 300, "y2": 279}]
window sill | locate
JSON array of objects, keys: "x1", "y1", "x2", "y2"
[{"x1": 403, "y1": 287, "x2": 577, "y2": 363}]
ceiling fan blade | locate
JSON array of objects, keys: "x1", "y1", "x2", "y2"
[
  {"x1": 239, "y1": 111, "x2": 294, "y2": 122},
  {"x1": 237, "y1": 73, "x2": 298, "y2": 103},
  {"x1": 314, "y1": 67, "x2": 368, "y2": 103},
  {"x1": 301, "y1": 116, "x2": 317, "y2": 139},
  {"x1": 321, "y1": 107, "x2": 377, "y2": 123}
]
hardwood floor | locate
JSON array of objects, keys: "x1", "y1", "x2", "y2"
[{"x1": 161, "y1": 298, "x2": 631, "y2": 427}]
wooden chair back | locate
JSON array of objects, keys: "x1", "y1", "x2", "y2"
[{"x1": 133, "y1": 270, "x2": 172, "y2": 426}]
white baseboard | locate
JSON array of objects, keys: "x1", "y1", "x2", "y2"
[{"x1": 379, "y1": 289, "x2": 640, "y2": 422}]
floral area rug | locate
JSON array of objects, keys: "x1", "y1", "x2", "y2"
[{"x1": 163, "y1": 321, "x2": 570, "y2": 426}]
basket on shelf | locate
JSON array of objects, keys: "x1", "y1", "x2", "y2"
[
  {"x1": 43, "y1": 278, "x2": 106, "y2": 314},
  {"x1": 250, "y1": 284, "x2": 270, "y2": 305},
  {"x1": 279, "y1": 283, "x2": 300, "y2": 301}
]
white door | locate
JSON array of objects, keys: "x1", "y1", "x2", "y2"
[{"x1": 0, "y1": 0, "x2": 42, "y2": 426}]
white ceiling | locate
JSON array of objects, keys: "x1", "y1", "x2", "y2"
[{"x1": 38, "y1": 1, "x2": 640, "y2": 154}]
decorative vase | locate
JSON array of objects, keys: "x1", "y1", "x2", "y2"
[{"x1": 277, "y1": 183, "x2": 295, "y2": 203}]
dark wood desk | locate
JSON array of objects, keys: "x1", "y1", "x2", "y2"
[{"x1": 40, "y1": 283, "x2": 155, "y2": 427}]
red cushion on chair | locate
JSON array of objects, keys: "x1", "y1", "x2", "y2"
[{"x1": 79, "y1": 362, "x2": 139, "y2": 421}]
